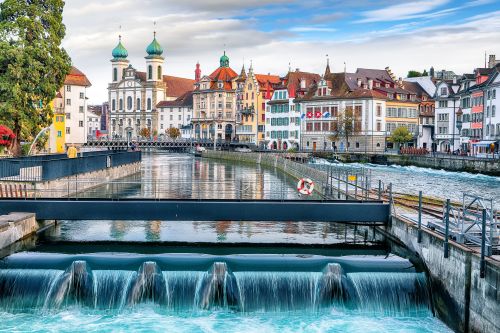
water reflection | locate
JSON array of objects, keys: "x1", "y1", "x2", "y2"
[
  {"x1": 83, "y1": 153, "x2": 311, "y2": 200},
  {"x1": 43, "y1": 220, "x2": 374, "y2": 245}
]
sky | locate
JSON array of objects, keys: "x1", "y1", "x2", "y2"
[{"x1": 61, "y1": 0, "x2": 500, "y2": 104}]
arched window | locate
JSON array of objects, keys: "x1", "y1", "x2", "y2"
[
  {"x1": 112, "y1": 99, "x2": 116, "y2": 110},
  {"x1": 148, "y1": 65, "x2": 152, "y2": 80},
  {"x1": 127, "y1": 96, "x2": 132, "y2": 110},
  {"x1": 136, "y1": 98, "x2": 141, "y2": 110},
  {"x1": 147, "y1": 98, "x2": 152, "y2": 110},
  {"x1": 113, "y1": 68, "x2": 117, "y2": 81},
  {"x1": 119, "y1": 98, "x2": 123, "y2": 110},
  {"x1": 158, "y1": 66, "x2": 162, "y2": 80}
]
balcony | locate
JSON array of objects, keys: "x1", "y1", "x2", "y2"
[{"x1": 240, "y1": 106, "x2": 255, "y2": 115}]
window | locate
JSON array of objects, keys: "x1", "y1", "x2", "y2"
[
  {"x1": 147, "y1": 98, "x2": 152, "y2": 110},
  {"x1": 306, "y1": 123, "x2": 313, "y2": 131},
  {"x1": 314, "y1": 122, "x2": 321, "y2": 132},
  {"x1": 178, "y1": 115, "x2": 182, "y2": 120},
  {"x1": 112, "y1": 99, "x2": 116, "y2": 111},
  {"x1": 137, "y1": 98, "x2": 141, "y2": 110},
  {"x1": 493, "y1": 106, "x2": 496, "y2": 117},
  {"x1": 65, "y1": 113, "x2": 71, "y2": 120},
  {"x1": 440, "y1": 87, "x2": 448, "y2": 96},
  {"x1": 376, "y1": 104, "x2": 382, "y2": 117},
  {"x1": 113, "y1": 68, "x2": 117, "y2": 81},
  {"x1": 119, "y1": 99, "x2": 123, "y2": 110},
  {"x1": 57, "y1": 131, "x2": 62, "y2": 138},
  {"x1": 80, "y1": 92, "x2": 84, "y2": 99},
  {"x1": 127, "y1": 96, "x2": 132, "y2": 110},
  {"x1": 376, "y1": 122, "x2": 381, "y2": 131},
  {"x1": 79, "y1": 106, "x2": 84, "y2": 113},
  {"x1": 66, "y1": 99, "x2": 71, "y2": 105},
  {"x1": 66, "y1": 127, "x2": 70, "y2": 134},
  {"x1": 148, "y1": 65, "x2": 153, "y2": 80},
  {"x1": 322, "y1": 122, "x2": 329, "y2": 131},
  {"x1": 158, "y1": 66, "x2": 162, "y2": 80},
  {"x1": 170, "y1": 115, "x2": 173, "y2": 120},
  {"x1": 66, "y1": 86, "x2": 71, "y2": 92},
  {"x1": 79, "y1": 121, "x2": 83, "y2": 127}
]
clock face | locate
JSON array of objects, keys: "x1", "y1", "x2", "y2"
[{"x1": 127, "y1": 81, "x2": 132, "y2": 87}]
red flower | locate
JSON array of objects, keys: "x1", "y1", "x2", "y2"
[{"x1": 0, "y1": 125, "x2": 15, "y2": 146}]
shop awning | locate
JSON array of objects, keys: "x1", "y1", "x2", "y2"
[{"x1": 472, "y1": 140, "x2": 497, "y2": 147}]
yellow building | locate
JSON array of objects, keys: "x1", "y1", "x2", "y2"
[
  {"x1": 236, "y1": 64, "x2": 280, "y2": 145},
  {"x1": 49, "y1": 91, "x2": 66, "y2": 153}
]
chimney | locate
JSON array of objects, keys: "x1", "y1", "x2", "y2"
[
  {"x1": 398, "y1": 77, "x2": 403, "y2": 86},
  {"x1": 357, "y1": 78, "x2": 362, "y2": 87},
  {"x1": 300, "y1": 78, "x2": 306, "y2": 89},
  {"x1": 368, "y1": 79, "x2": 373, "y2": 90},
  {"x1": 488, "y1": 55, "x2": 496, "y2": 68},
  {"x1": 296, "y1": 68, "x2": 300, "y2": 72},
  {"x1": 453, "y1": 77, "x2": 457, "y2": 84}
]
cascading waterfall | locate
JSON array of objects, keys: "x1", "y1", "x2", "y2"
[{"x1": 0, "y1": 260, "x2": 432, "y2": 315}]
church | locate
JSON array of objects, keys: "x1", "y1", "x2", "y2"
[{"x1": 108, "y1": 33, "x2": 194, "y2": 139}]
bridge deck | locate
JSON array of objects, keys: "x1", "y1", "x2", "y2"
[{"x1": 0, "y1": 199, "x2": 389, "y2": 224}]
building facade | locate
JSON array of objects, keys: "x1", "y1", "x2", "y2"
[
  {"x1": 192, "y1": 52, "x2": 238, "y2": 142},
  {"x1": 156, "y1": 91, "x2": 193, "y2": 136},
  {"x1": 86, "y1": 110, "x2": 101, "y2": 140},
  {"x1": 299, "y1": 65, "x2": 387, "y2": 152},
  {"x1": 108, "y1": 34, "x2": 193, "y2": 140}
]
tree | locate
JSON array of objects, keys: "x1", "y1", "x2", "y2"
[
  {"x1": 407, "y1": 70, "x2": 422, "y2": 78},
  {"x1": 139, "y1": 127, "x2": 151, "y2": 138},
  {"x1": 388, "y1": 126, "x2": 414, "y2": 148},
  {"x1": 166, "y1": 127, "x2": 181, "y2": 140},
  {"x1": 328, "y1": 106, "x2": 359, "y2": 151},
  {"x1": 0, "y1": 0, "x2": 71, "y2": 156},
  {"x1": 422, "y1": 69, "x2": 428, "y2": 76}
]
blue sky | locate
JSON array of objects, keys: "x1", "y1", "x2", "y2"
[{"x1": 62, "y1": 0, "x2": 500, "y2": 103}]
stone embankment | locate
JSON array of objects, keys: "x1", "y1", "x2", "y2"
[
  {"x1": 313, "y1": 152, "x2": 500, "y2": 176},
  {"x1": 0, "y1": 213, "x2": 38, "y2": 250}
]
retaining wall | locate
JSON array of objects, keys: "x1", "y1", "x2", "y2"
[
  {"x1": 324, "y1": 152, "x2": 500, "y2": 176},
  {"x1": 0, "y1": 213, "x2": 37, "y2": 249},
  {"x1": 380, "y1": 215, "x2": 499, "y2": 333}
]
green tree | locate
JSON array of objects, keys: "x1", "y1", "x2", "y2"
[
  {"x1": 389, "y1": 126, "x2": 414, "y2": 148},
  {"x1": 0, "y1": 0, "x2": 71, "y2": 156},
  {"x1": 328, "y1": 106, "x2": 359, "y2": 151},
  {"x1": 407, "y1": 70, "x2": 422, "y2": 78},
  {"x1": 422, "y1": 69, "x2": 428, "y2": 76}
]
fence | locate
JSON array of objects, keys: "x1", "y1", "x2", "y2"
[{"x1": 0, "y1": 150, "x2": 141, "y2": 182}]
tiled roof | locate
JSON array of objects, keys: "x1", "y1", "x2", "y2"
[
  {"x1": 135, "y1": 71, "x2": 194, "y2": 98},
  {"x1": 209, "y1": 66, "x2": 238, "y2": 82},
  {"x1": 255, "y1": 74, "x2": 281, "y2": 85},
  {"x1": 157, "y1": 91, "x2": 193, "y2": 108},
  {"x1": 64, "y1": 66, "x2": 91, "y2": 87},
  {"x1": 163, "y1": 75, "x2": 195, "y2": 98}
]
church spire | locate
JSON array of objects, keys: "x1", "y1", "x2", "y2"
[{"x1": 325, "y1": 55, "x2": 331, "y2": 76}]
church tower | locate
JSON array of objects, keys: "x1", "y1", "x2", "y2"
[
  {"x1": 111, "y1": 35, "x2": 129, "y2": 82},
  {"x1": 195, "y1": 62, "x2": 201, "y2": 82},
  {"x1": 145, "y1": 32, "x2": 164, "y2": 82}
]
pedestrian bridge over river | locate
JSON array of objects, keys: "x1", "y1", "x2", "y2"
[{"x1": 0, "y1": 198, "x2": 389, "y2": 225}]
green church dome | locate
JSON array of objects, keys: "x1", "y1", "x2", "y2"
[
  {"x1": 112, "y1": 36, "x2": 128, "y2": 59},
  {"x1": 220, "y1": 51, "x2": 229, "y2": 67},
  {"x1": 146, "y1": 33, "x2": 163, "y2": 56}
]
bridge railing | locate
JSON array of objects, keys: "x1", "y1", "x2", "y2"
[{"x1": 0, "y1": 150, "x2": 141, "y2": 182}]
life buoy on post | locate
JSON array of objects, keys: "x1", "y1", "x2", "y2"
[{"x1": 297, "y1": 178, "x2": 314, "y2": 195}]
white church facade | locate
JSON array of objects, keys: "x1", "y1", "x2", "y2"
[{"x1": 108, "y1": 33, "x2": 194, "y2": 140}]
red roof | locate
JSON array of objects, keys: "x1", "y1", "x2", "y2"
[
  {"x1": 64, "y1": 66, "x2": 91, "y2": 87},
  {"x1": 209, "y1": 66, "x2": 238, "y2": 82},
  {"x1": 163, "y1": 75, "x2": 195, "y2": 98},
  {"x1": 255, "y1": 74, "x2": 281, "y2": 85}
]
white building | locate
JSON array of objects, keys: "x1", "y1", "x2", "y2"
[
  {"x1": 63, "y1": 67, "x2": 92, "y2": 145},
  {"x1": 265, "y1": 88, "x2": 301, "y2": 150},
  {"x1": 86, "y1": 110, "x2": 101, "y2": 140},
  {"x1": 433, "y1": 80, "x2": 461, "y2": 152},
  {"x1": 108, "y1": 34, "x2": 193, "y2": 140},
  {"x1": 299, "y1": 66, "x2": 387, "y2": 152},
  {"x1": 156, "y1": 91, "x2": 193, "y2": 137},
  {"x1": 483, "y1": 66, "x2": 499, "y2": 151}
]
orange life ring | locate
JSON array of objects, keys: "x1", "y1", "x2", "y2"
[{"x1": 297, "y1": 178, "x2": 314, "y2": 195}]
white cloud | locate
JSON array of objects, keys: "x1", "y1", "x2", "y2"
[
  {"x1": 289, "y1": 26, "x2": 337, "y2": 32},
  {"x1": 358, "y1": 0, "x2": 450, "y2": 23}
]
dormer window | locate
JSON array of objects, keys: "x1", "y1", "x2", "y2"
[
  {"x1": 440, "y1": 87, "x2": 448, "y2": 96},
  {"x1": 385, "y1": 83, "x2": 390, "y2": 88},
  {"x1": 218, "y1": 82, "x2": 224, "y2": 89}
]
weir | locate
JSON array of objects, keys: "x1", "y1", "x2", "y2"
[{"x1": 0, "y1": 255, "x2": 430, "y2": 314}]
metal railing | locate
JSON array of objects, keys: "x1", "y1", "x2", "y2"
[{"x1": 0, "y1": 150, "x2": 141, "y2": 182}]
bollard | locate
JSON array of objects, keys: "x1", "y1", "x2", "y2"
[
  {"x1": 444, "y1": 199, "x2": 450, "y2": 258},
  {"x1": 480, "y1": 209, "x2": 487, "y2": 278},
  {"x1": 417, "y1": 191, "x2": 422, "y2": 243}
]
